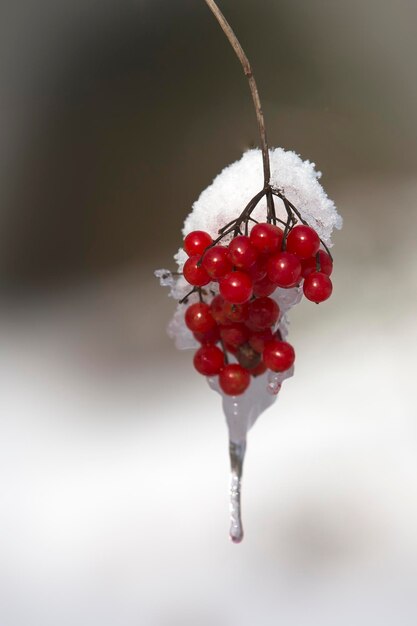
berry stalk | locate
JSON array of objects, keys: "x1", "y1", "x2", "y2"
[{"x1": 203, "y1": 0, "x2": 272, "y2": 197}]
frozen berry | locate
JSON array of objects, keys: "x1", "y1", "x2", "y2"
[
  {"x1": 183, "y1": 255, "x2": 210, "y2": 286},
  {"x1": 263, "y1": 340, "x2": 295, "y2": 372},
  {"x1": 253, "y1": 274, "x2": 278, "y2": 297},
  {"x1": 193, "y1": 345, "x2": 225, "y2": 376},
  {"x1": 267, "y1": 251, "x2": 301, "y2": 287},
  {"x1": 185, "y1": 302, "x2": 216, "y2": 333},
  {"x1": 220, "y1": 323, "x2": 249, "y2": 348},
  {"x1": 184, "y1": 230, "x2": 212, "y2": 257},
  {"x1": 210, "y1": 295, "x2": 229, "y2": 325},
  {"x1": 247, "y1": 297, "x2": 280, "y2": 331},
  {"x1": 202, "y1": 246, "x2": 232, "y2": 279},
  {"x1": 219, "y1": 364, "x2": 250, "y2": 395},
  {"x1": 223, "y1": 301, "x2": 249, "y2": 323},
  {"x1": 228, "y1": 235, "x2": 258, "y2": 269},
  {"x1": 219, "y1": 271, "x2": 253, "y2": 304},
  {"x1": 248, "y1": 328, "x2": 273, "y2": 353},
  {"x1": 223, "y1": 341, "x2": 238, "y2": 355},
  {"x1": 193, "y1": 326, "x2": 220, "y2": 345},
  {"x1": 286, "y1": 225, "x2": 320, "y2": 259},
  {"x1": 248, "y1": 255, "x2": 269, "y2": 281},
  {"x1": 303, "y1": 272, "x2": 333, "y2": 303},
  {"x1": 250, "y1": 223, "x2": 283, "y2": 254}
]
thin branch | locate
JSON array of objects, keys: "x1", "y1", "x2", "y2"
[
  {"x1": 203, "y1": 0, "x2": 271, "y2": 187},
  {"x1": 179, "y1": 286, "x2": 198, "y2": 304}
]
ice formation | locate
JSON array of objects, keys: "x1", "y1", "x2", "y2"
[{"x1": 156, "y1": 147, "x2": 342, "y2": 541}]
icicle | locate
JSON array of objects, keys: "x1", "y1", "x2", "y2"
[{"x1": 229, "y1": 439, "x2": 246, "y2": 543}]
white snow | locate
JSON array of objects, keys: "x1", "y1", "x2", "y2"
[{"x1": 177, "y1": 147, "x2": 341, "y2": 266}]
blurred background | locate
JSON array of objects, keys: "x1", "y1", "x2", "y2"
[{"x1": 1, "y1": 0, "x2": 417, "y2": 624}]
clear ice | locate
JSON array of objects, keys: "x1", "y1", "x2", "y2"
[
  {"x1": 209, "y1": 366, "x2": 293, "y2": 541},
  {"x1": 229, "y1": 440, "x2": 246, "y2": 543}
]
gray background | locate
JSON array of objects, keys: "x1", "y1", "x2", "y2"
[{"x1": 0, "y1": 1, "x2": 417, "y2": 625}]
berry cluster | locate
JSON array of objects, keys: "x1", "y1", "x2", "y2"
[{"x1": 181, "y1": 208, "x2": 333, "y2": 396}]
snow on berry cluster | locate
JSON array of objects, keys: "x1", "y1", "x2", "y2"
[
  {"x1": 156, "y1": 148, "x2": 342, "y2": 407},
  {"x1": 174, "y1": 148, "x2": 341, "y2": 271}
]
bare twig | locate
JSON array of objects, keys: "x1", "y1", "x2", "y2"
[
  {"x1": 179, "y1": 286, "x2": 198, "y2": 304},
  {"x1": 203, "y1": 0, "x2": 271, "y2": 188}
]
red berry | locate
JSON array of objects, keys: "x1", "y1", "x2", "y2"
[
  {"x1": 183, "y1": 255, "x2": 210, "y2": 286},
  {"x1": 193, "y1": 344, "x2": 225, "y2": 376},
  {"x1": 210, "y1": 295, "x2": 229, "y2": 325},
  {"x1": 193, "y1": 326, "x2": 220, "y2": 345},
  {"x1": 275, "y1": 328, "x2": 283, "y2": 341},
  {"x1": 202, "y1": 246, "x2": 232, "y2": 279},
  {"x1": 248, "y1": 254, "x2": 269, "y2": 281},
  {"x1": 263, "y1": 340, "x2": 295, "y2": 372},
  {"x1": 185, "y1": 302, "x2": 216, "y2": 333},
  {"x1": 219, "y1": 364, "x2": 250, "y2": 395},
  {"x1": 267, "y1": 251, "x2": 301, "y2": 287},
  {"x1": 248, "y1": 328, "x2": 273, "y2": 353},
  {"x1": 253, "y1": 274, "x2": 278, "y2": 297},
  {"x1": 251, "y1": 361, "x2": 267, "y2": 377},
  {"x1": 184, "y1": 230, "x2": 213, "y2": 257},
  {"x1": 223, "y1": 342, "x2": 238, "y2": 355},
  {"x1": 286, "y1": 225, "x2": 320, "y2": 259},
  {"x1": 247, "y1": 297, "x2": 280, "y2": 331},
  {"x1": 220, "y1": 323, "x2": 249, "y2": 348},
  {"x1": 250, "y1": 223, "x2": 283, "y2": 254},
  {"x1": 223, "y1": 301, "x2": 249, "y2": 323},
  {"x1": 301, "y1": 250, "x2": 333, "y2": 278},
  {"x1": 228, "y1": 235, "x2": 258, "y2": 269},
  {"x1": 303, "y1": 272, "x2": 333, "y2": 303},
  {"x1": 219, "y1": 271, "x2": 253, "y2": 304}
]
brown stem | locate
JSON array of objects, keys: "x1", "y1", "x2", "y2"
[{"x1": 203, "y1": 0, "x2": 271, "y2": 187}]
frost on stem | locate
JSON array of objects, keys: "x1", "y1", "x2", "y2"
[{"x1": 156, "y1": 148, "x2": 342, "y2": 441}]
